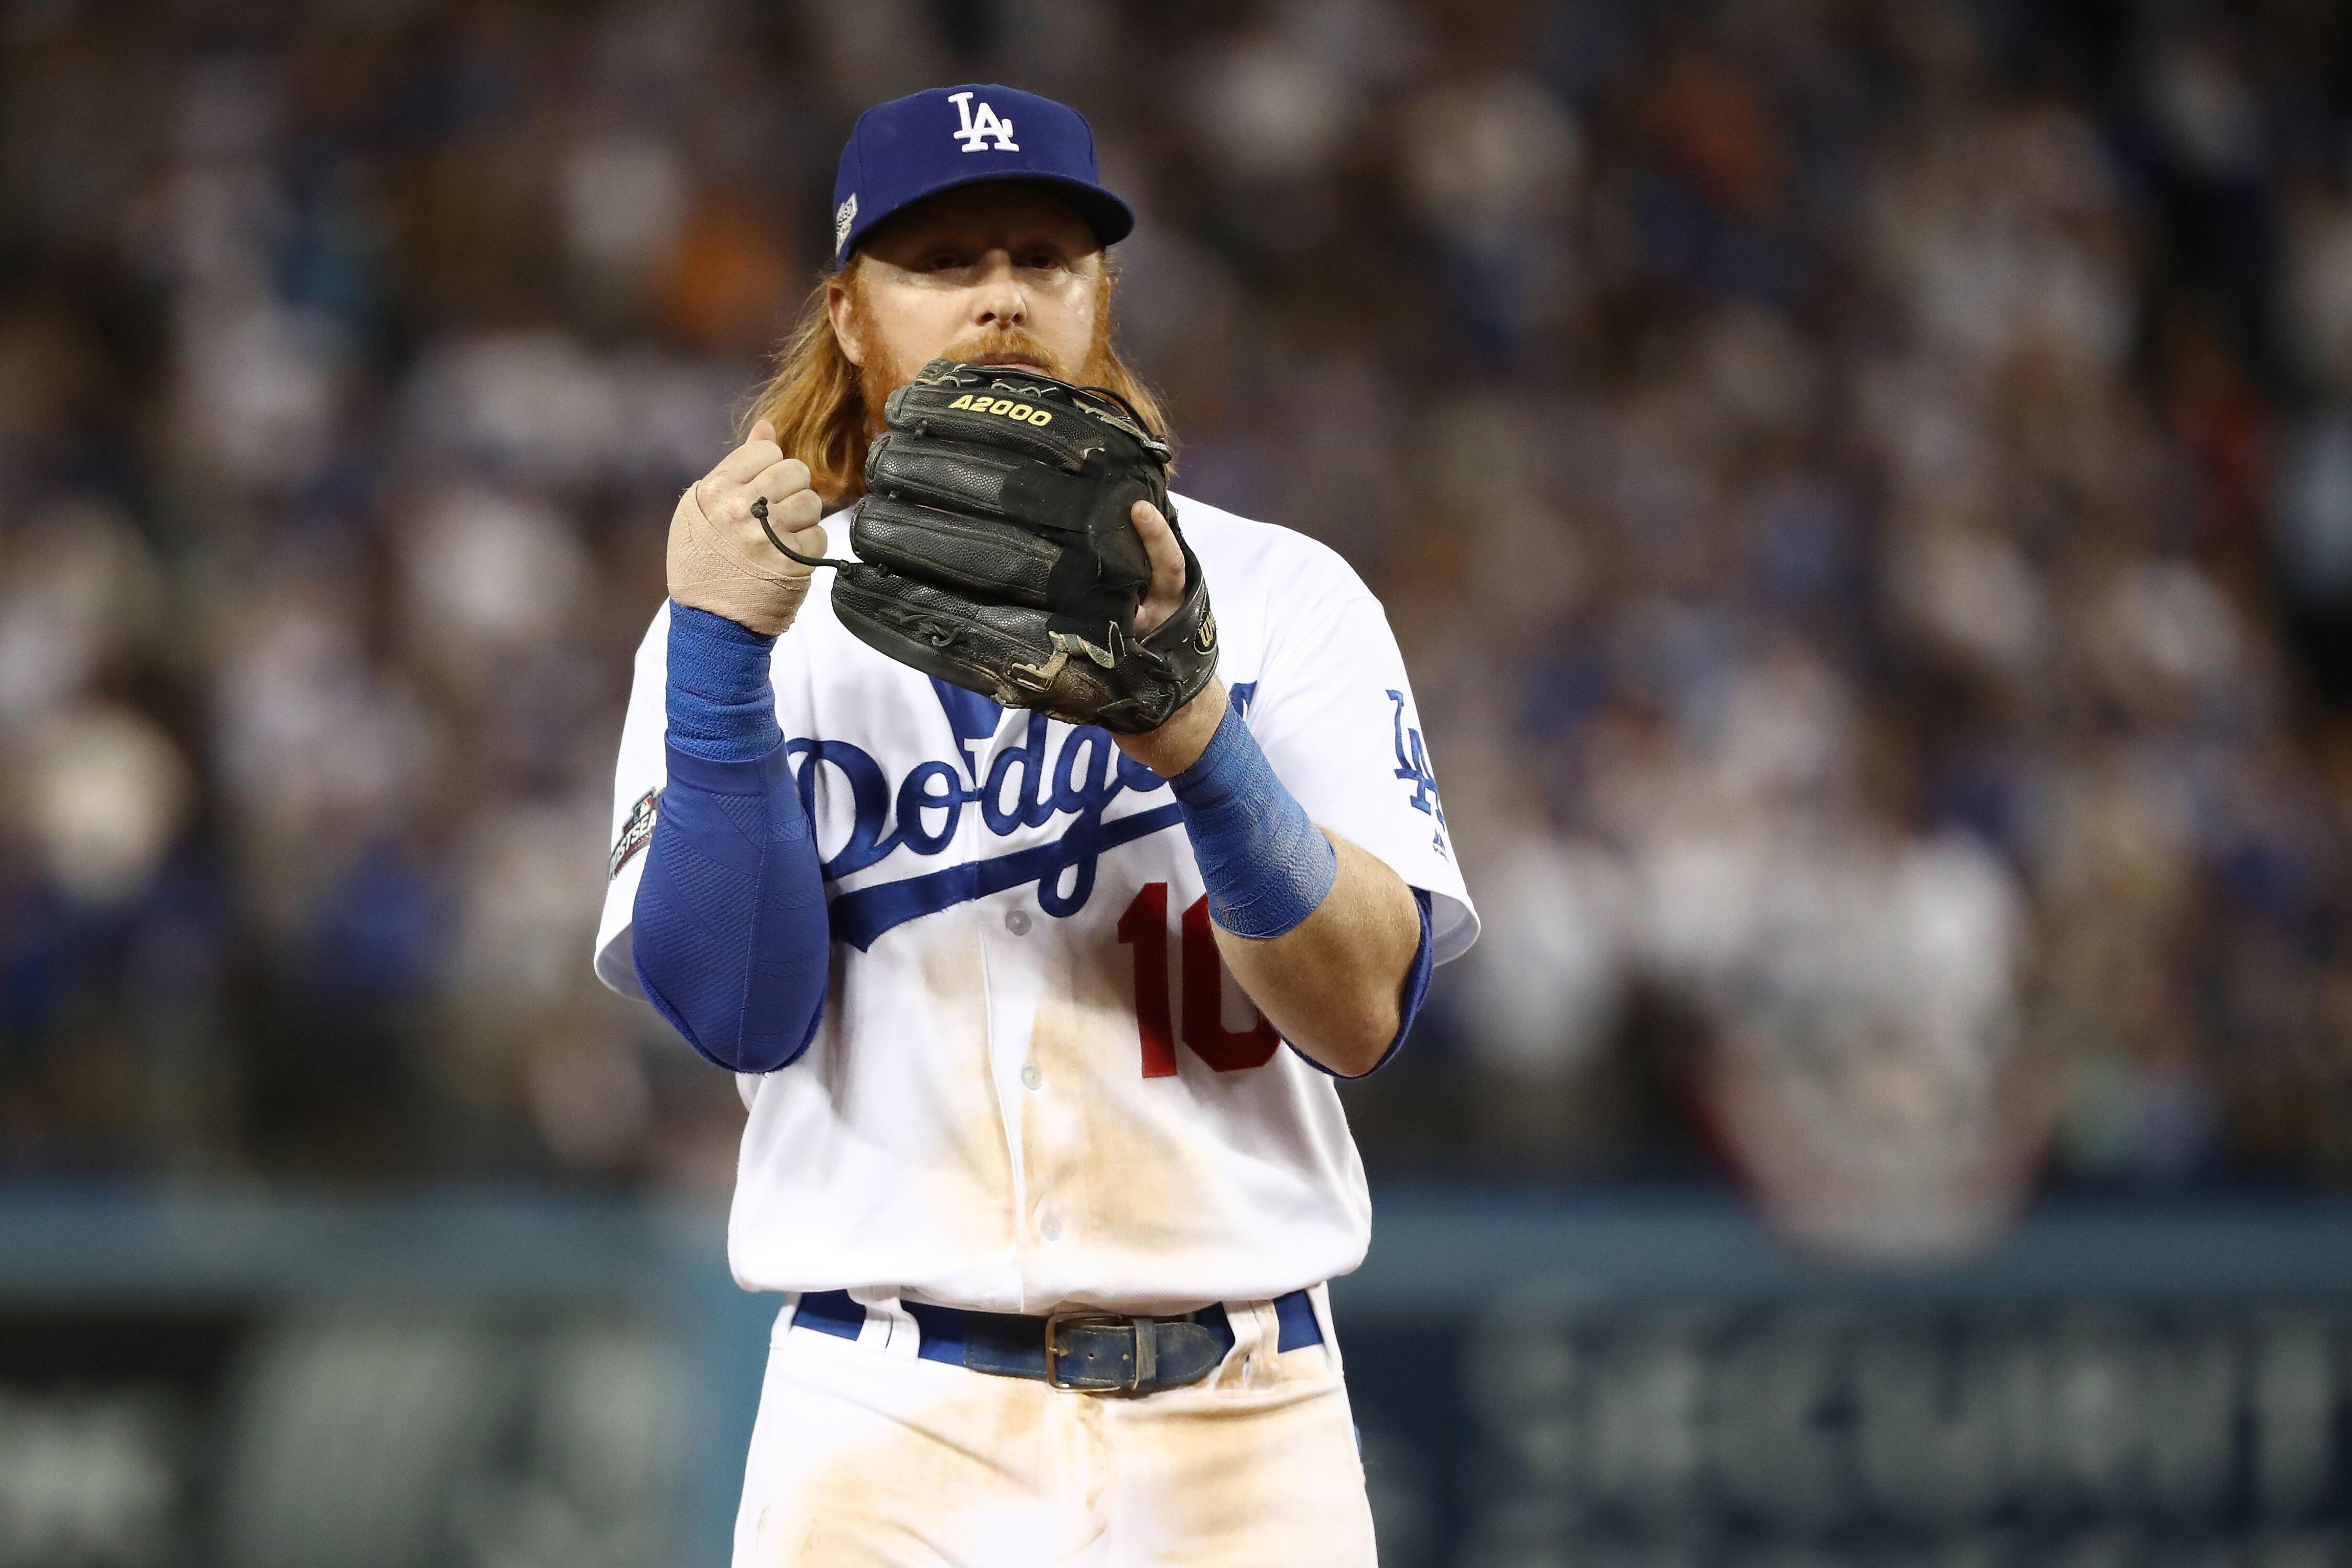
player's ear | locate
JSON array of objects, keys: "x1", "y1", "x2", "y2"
[{"x1": 826, "y1": 270, "x2": 867, "y2": 369}]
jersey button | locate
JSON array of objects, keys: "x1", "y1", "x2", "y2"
[
  {"x1": 1004, "y1": 909, "x2": 1032, "y2": 936},
  {"x1": 1041, "y1": 1215, "x2": 1062, "y2": 1242},
  {"x1": 1020, "y1": 1063, "x2": 1042, "y2": 1091}
]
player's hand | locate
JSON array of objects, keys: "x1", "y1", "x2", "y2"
[
  {"x1": 1114, "y1": 498, "x2": 1225, "y2": 774},
  {"x1": 667, "y1": 419, "x2": 829, "y2": 637},
  {"x1": 1130, "y1": 500, "x2": 1186, "y2": 636}
]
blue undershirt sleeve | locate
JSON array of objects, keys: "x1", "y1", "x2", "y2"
[
  {"x1": 1392, "y1": 887, "x2": 1436, "y2": 1057},
  {"x1": 1294, "y1": 888, "x2": 1434, "y2": 1080},
  {"x1": 630, "y1": 604, "x2": 830, "y2": 1073}
]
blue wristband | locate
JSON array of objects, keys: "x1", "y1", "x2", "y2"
[
  {"x1": 666, "y1": 602, "x2": 780, "y2": 763},
  {"x1": 1169, "y1": 704, "x2": 1337, "y2": 939}
]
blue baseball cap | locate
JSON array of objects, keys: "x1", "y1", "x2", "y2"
[{"x1": 830, "y1": 84, "x2": 1136, "y2": 269}]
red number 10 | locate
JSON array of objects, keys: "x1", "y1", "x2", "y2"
[{"x1": 1114, "y1": 883, "x2": 1281, "y2": 1077}]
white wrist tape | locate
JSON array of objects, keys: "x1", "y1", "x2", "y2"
[{"x1": 665, "y1": 483, "x2": 815, "y2": 638}]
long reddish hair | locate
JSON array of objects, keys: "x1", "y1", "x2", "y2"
[{"x1": 741, "y1": 255, "x2": 1170, "y2": 508}]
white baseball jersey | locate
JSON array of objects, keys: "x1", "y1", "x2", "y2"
[{"x1": 595, "y1": 494, "x2": 1477, "y2": 1315}]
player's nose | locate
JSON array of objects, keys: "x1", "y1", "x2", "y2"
[{"x1": 971, "y1": 250, "x2": 1027, "y2": 327}]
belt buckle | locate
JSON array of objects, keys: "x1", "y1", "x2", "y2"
[{"x1": 1043, "y1": 1312, "x2": 1147, "y2": 1392}]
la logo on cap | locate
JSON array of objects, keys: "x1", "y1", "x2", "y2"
[{"x1": 948, "y1": 90, "x2": 1019, "y2": 153}]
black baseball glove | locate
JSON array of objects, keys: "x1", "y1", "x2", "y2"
[{"x1": 761, "y1": 360, "x2": 1216, "y2": 735}]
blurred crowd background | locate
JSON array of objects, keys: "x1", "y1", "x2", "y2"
[{"x1": 5, "y1": 0, "x2": 2352, "y2": 1256}]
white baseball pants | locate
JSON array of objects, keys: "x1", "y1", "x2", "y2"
[{"x1": 731, "y1": 1293, "x2": 1379, "y2": 1567}]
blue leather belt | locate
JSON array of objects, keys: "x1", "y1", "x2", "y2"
[{"x1": 793, "y1": 1288, "x2": 1321, "y2": 1393}]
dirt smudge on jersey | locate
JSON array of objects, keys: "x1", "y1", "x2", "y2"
[
  {"x1": 918, "y1": 927, "x2": 1019, "y2": 1249},
  {"x1": 1021, "y1": 918, "x2": 1206, "y2": 1273},
  {"x1": 819, "y1": 923, "x2": 1017, "y2": 1256}
]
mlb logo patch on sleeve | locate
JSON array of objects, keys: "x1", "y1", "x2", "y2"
[{"x1": 609, "y1": 790, "x2": 659, "y2": 880}]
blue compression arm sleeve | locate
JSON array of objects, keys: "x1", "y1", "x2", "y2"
[{"x1": 630, "y1": 604, "x2": 830, "y2": 1072}]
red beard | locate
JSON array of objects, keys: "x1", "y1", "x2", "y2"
[{"x1": 851, "y1": 293, "x2": 1115, "y2": 438}]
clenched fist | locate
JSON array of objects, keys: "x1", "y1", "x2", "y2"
[{"x1": 667, "y1": 419, "x2": 829, "y2": 637}]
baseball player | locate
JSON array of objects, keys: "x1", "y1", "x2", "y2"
[{"x1": 593, "y1": 84, "x2": 1477, "y2": 1565}]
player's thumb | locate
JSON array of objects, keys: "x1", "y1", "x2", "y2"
[
  {"x1": 1131, "y1": 500, "x2": 1186, "y2": 635},
  {"x1": 750, "y1": 418, "x2": 777, "y2": 445}
]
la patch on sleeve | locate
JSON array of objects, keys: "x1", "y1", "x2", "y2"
[
  {"x1": 1387, "y1": 691, "x2": 1450, "y2": 859},
  {"x1": 609, "y1": 789, "x2": 659, "y2": 880}
]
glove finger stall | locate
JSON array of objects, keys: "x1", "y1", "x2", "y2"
[
  {"x1": 868, "y1": 431, "x2": 1154, "y2": 542},
  {"x1": 851, "y1": 497, "x2": 1062, "y2": 608},
  {"x1": 865, "y1": 433, "x2": 1153, "y2": 621}
]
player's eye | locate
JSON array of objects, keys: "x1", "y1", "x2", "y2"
[
  {"x1": 1018, "y1": 249, "x2": 1065, "y2": 271},
  {"x1": 925, "y1": 250, "x2": 973, "y2": 271}
]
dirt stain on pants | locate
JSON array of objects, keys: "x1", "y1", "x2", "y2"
[{"x1": 735, "y1": 1305, "x2": 1376, "y2": 1567}]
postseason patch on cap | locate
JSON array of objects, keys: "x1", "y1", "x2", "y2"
[
  {"x1": 609, "y1": 789, "x2": 659, "y2": 881},
  {"x1": 834, "y1": 193, "x2": 857, "y2": 258}
]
